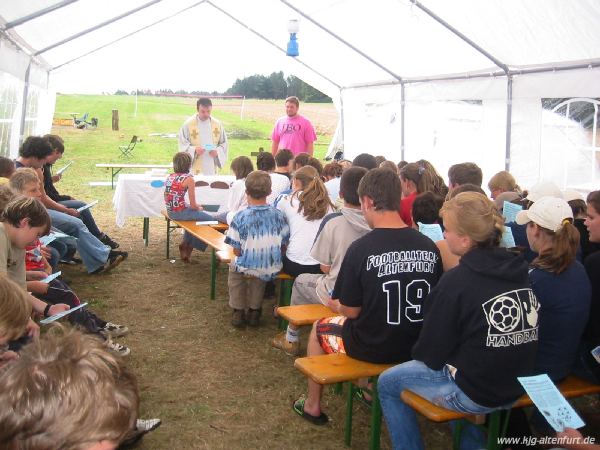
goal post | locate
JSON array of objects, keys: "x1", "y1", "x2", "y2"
[{"x1": 154, "y1": 93, "x2": 245, "y2": 119}]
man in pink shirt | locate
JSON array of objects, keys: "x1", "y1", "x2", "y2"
[{"x1": 271, "y1": 96, "x2": 317, "y2": 156}]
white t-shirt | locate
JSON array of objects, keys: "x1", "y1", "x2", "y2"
[
  {"x1": 267, "y1": 173, "x2": 291, "y2": 205},
  {"x1": 226, "y1": 178, "x2": 248, "y2": 224},
  {"x1": 325, "y1": 177, "x2": 341, "y2": 203},
  {"x1": 276, "y1": 192, "x2": 331, "y2": 265}
]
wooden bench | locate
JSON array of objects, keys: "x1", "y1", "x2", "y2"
[
  {"x1": 161, "y1": 210, "x2": 228, "y2": 259},
  {"x1": 294, "y1": 353, "x2": 394, "y2": 450},
  {"x1": 277, "y1": 304, "x2": 337, "y2": 327},
  {"x1": 401, "y1": 375, "x2": 600, "y2": 450},
  {"x1": 95, "y1": 163, "x2": 172, "y2": 189},
  {"x1": 215, "y1": 248, "x2": 294, "y2": 319}
]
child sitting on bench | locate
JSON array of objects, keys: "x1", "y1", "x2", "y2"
[
  {"x1": 271, "y1": 167, "x2": 370, "y2": 356},
  {"x1": 225, "y1": 171, "x2": 289, "y2": 328},
  {"x1": 292, "y1": 168, "x2": 443, "y2": 425},
  {"x1": 378, "y1": 192, "x2": 539, "y2": 450},
  {"x1": 164, "y1": 152, "x2": 215, "y2": 262}
]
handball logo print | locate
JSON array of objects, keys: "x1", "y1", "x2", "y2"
[{"x1": 482, "y1": 289, "x2": 539, "y2": 348}]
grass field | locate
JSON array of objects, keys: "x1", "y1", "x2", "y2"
[{"x1": 51, "y1": 95, "x2": 441, "y2": 449}]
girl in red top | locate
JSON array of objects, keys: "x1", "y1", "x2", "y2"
[
  {"x1": 164, "y1": 152, "x2": 215, "y2": 262},
  {"x1": 399, "y1": 160, "x2": 448, "y2": 226}
]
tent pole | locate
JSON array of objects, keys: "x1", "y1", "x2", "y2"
[
  {"x1": 400, "y1": 83, "x2": 406, "y2": 162},
  {"x1": 51, "y1": 0, "x2": 208, "y2": 72},
  {"x1": 505, "y1": 76, "x2": 513, "y2": 171},
  {"x1": 4, "y1": 0, "x2": 80, "y2": 30},
  {"x1": 410, "y1": 0, "x2": 508, "y2": 74},
  {"x1": 18, "y1": 60, "x2": 32, "y2": 147},
  {"x1": 280, "y1": 0, "x2": 402, "y2": 82},
  {"x1": 339, "y1": 88, "x2": 345, "y2": 157},
  {"x1": 34, "y1": 0, "x2": 164, "y2": 56},
  {"x1": 206, "y1": 1, "x2": 340, "y2": 89}
]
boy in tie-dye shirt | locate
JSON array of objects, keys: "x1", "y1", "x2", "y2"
[{"x1": 225, "y1": 170, "x2": 290, "y2": 328}]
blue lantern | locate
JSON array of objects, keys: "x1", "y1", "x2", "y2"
[{"x1": 287, "y1": 19, "x2": 299, "y2": 57}]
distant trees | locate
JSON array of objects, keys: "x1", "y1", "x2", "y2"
[
  {"x1": 226, "y1": 71, "x2": 331, "y2": 103},
  {"x1": 113, "y1": 71, "x2": 332, "y2": 103}
]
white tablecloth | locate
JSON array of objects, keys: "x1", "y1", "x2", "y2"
[{"x1": 113, "y1": 173, "x2": 235, "y2": 227}]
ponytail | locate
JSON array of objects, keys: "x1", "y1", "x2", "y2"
[
  {"x1": 292, "y1": 166, "x2": 333, "y2": 221},
  {"x1": 531, "y1": 220, "x2": 580, "y2": 274}
]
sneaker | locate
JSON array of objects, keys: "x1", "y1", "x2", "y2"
[
  {"x1": 100, "y1": 234, "x2": 120, "y2": 249},
  {"x1": 100, "y1": 322, "x2": 129, "y2": 338},
  {"x1": 136, "y1": 418, "x2": 162, "y2": 432},
  {"x1": 271, "y1": 332, "x2": 300, "y2": 356},
  {"x1": 106, "y1": 339, "x2": 130, "y2": 356},
  {"x1": 231, "y1": 309, "x2": 245, "y2": 328},
  {"x1": 246, "y1": 308, "x2": 262, "y2": 327},
  {"x1": 92, "y1": 250, "x2": 128, "y2": 274},
  {"x1": 60, "y1": 256, "x2": 83, "y2": 265},
  {"x1": 120, "y1": 418, "x2": 162, "y2": 448}
]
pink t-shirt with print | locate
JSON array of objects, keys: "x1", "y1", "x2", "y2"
[{"x1": 271, "y1": 114, "x2": 317, "y2": 156}]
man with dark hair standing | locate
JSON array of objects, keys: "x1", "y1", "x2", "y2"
[
  {"x1": 448, "y1": 162, "x2": 483, "y2": 190},
  {"x1": 178, "y1": 97, "x2": 228, "y2": 175},
  {"x1": 271, "y1": 96, "x2": 317, "y2": 156}
]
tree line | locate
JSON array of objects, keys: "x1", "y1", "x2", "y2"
[{"x1": 114, "y1": 71, "x2": 331, "y2": 103}]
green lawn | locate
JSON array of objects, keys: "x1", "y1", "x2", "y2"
[{"x1": 52, "y1": 94, "x2": 331, "y2": 212}]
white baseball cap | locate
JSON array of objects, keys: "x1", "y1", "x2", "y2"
[
  {"x1": 526, "y1": 181, "x2": 563, "y2": 203},
  {"x1": 516, "y1": 196, "x2": 573, "y2": 232},
  {"x1": 562, "y1": 189, "x2": 584, "y2": 202}
]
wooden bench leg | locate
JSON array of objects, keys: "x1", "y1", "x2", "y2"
[
  {"x1": 166, "y1": 217, "x2": 171, "y2": 259},
  {"x1": 343, "y1": 378, "x2": 383, "y2": 450},
  {"x1": 485, "y1": 411, "x2": 502, "y2": 450},
  {"x1": 345, "y1": 382, "x2": 355, "y2": 446},
  {"x1": 210, "y1": 249, "x2": 217, "y2": 300},
  {"x1": 277, "y1": 278, "x2": 294, "y2": 330},
  {"x1": 142, "y1": 217, "x2": 149, "y2": 247},
  {"x1": 451, "y1": 410, "x2": 508, "y2": 450},
  {"x1": 369, "y1": 379, "x2": 383, "y2": 450}
]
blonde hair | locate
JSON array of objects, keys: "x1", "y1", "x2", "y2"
[
  {"x1": 440, "y1": 192, "x2": 504, "y2": 248},
  {"x1": 0, "y1": 276, "x2": 31, "y2": 341},
  {"x1": 0, "y1": 184, "x2": 17, "y2": 212},
  {"x1": 0, "y1": 327, "x2": 139, "y2": 449},
  {"x1": 488, "y1": 170, "x2": 520, "y2": 194},
  {"x1": 292, "y1": 166, "x2": 333, "y2": 221},
  {"x1": 9, "y1": 168, "x2": 39, "y2": 194}
]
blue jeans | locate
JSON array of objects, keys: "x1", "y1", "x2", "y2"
[
  {"x1": 378, "y1": 360, "x2": 508, "y2": 450},
  {"x1": 168, "y1": 208, "x2": 215, "y2": 251},
  {"x1": 48, "y1": 209, "x2": 110, "y2": 273},
  {"x1": 59, "y1": 200, "x2": 102, "y2": 238}
]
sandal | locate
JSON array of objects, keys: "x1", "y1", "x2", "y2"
[
  {"x1": 292, "y1": 397, "x2": 329, "y2": 426},
  {"x1": 355, "y1": 388, "x2": 373, "y2": 407}
]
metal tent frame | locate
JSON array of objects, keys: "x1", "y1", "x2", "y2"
[{"x1": 2, "y1": 0, "x2": 599, "y2": 168}]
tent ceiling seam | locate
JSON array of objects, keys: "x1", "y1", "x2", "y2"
[
  {"x1": 280, "y1": 0, "x2": 403, "y2": 82},
  {"x1": 3, "y1": 0, "x2": 81, "y2": 30},
  {"x1": 34, "y1": 0, "x2": 165, "y2": 56},
  {"x1": 207, "y1": 0, "x2": 341, "y2": 89},
  {"x1": 51, "y1": 0, "x2": 208, "y2": 72},
  {"x1": 411, "y1": 0, "x2": 509, "y2": 74}
]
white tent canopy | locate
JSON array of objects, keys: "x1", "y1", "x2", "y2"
[{"x1": 1, "y1": 0, "x2": 599, "y2": 190}]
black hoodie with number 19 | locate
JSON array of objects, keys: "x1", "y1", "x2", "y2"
[{"x1": 412, "y1": 247, "x2": 539, "y2": 408}]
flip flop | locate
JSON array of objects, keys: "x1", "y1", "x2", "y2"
[
  {"x1": 292, "y1": 397, "x2": 329, "y2": 426},
  {"x1": 355, "y1": 388, "x2": 373, "y2": 408}
]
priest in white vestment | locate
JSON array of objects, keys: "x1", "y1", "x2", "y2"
[{"x1": 178, "y1": 97, "x2": 228, "y2": 175}]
